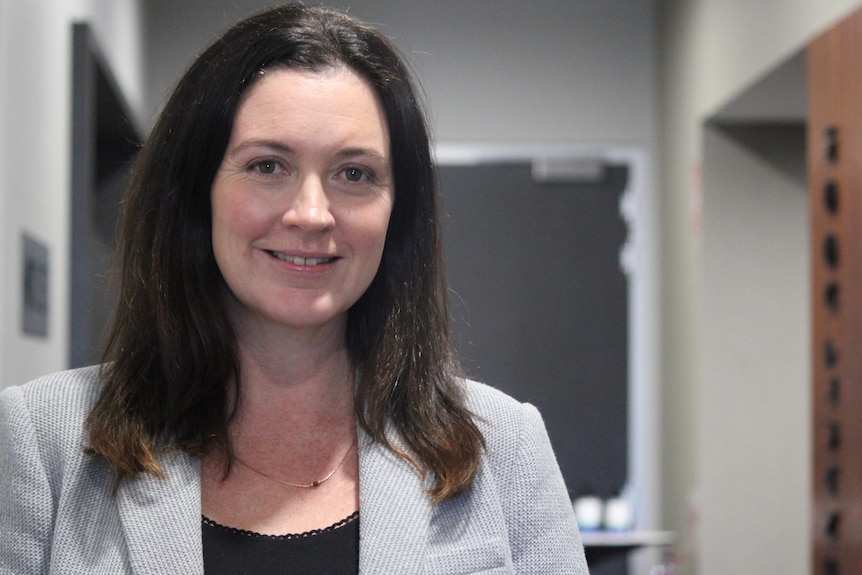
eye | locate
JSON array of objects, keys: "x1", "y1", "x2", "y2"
[
  {"x1": 342, "y1": 166, "x2": 371, "y2": 183},
  {"x1": 250, "y1": 159, "x2": 280, "y2": 175}
]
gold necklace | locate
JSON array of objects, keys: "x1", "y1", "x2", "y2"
[{"x1": 233, "y1": 439, "x2": 356, "y2": 488}]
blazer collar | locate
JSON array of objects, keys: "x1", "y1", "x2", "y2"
[
  {"x1": 113, "y1": 428, "x2": 434, "y2": 574},
  {"x1": 357, "y1": 426, "x2": 433, "y2": 574},
  {"x1": 116, "y1": 450, "x2": 204, "y2": 575}
]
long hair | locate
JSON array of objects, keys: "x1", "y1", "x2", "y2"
[{"x1": 86, "y1": 4, "x2": 483, "y2": 502}]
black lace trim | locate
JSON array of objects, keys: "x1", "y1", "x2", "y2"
[{"x1": 201, "y1": 511, "x2": 359, "y2": 541}]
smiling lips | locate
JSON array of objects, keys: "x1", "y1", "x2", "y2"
[{"x1": 269, "y1": 251, "x2": 337, "y2": 266}]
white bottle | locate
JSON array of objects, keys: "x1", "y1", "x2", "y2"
[
  {"x1": 603, "y1": 495, "x2": 632, "y2": 531},
  {"x1": 573, "y1": 495, "x2": 604, "y2": 531}
]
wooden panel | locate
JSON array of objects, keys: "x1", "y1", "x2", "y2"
[{"x1": 809, "y1": 7, "x2": 862, "y2": 574}]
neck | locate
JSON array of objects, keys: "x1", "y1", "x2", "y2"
[
  {"x1": 229, "y1": 324, "x2": 356, "y2": 450},
  {"x1": 226, "y1": 287, "x2": 349, "y2": 379}
]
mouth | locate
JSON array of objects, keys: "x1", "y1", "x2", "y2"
[{"x1": 268, "y1": 251, "x2": 337, "y2": 266}]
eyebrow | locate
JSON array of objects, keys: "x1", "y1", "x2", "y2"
[
  {"x1": 226, "y1": 139, "x2": 293, "y2": 158},
  {"x1": 228, "y1": 139, "x2": 390, "y2": 164},
  {"x1": 335, "y1": 147, "x2": 390, "y2": 165}
]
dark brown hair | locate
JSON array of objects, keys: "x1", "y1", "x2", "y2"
[{"x1": 86, "y1": 4, "x2": 483, "y2": 501}]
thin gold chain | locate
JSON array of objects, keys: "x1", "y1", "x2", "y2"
[{"x1": 232, "y1": 439, "x2": 356, "y2": 488}]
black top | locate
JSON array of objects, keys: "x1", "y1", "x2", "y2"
[{"x1": 202, "y1": 512, "x2": 359, "y2": 575}]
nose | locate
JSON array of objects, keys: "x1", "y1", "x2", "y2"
[{"x1": 281, "y1": 175, "x2": 335, "y2": 232}]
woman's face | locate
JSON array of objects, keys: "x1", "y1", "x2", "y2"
[{"x1": 211, "y1": 67, "x2": 394, "y2": 338}]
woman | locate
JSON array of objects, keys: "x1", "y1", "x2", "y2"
[{"x1": 0, "y1": 5, "x2": 588, "y2": 574}]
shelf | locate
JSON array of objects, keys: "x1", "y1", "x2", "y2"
[
  {"x1": 581, "y1": 530, "x2": 675, "y2": 566},
  {"x1": 581, "y1": 530, "x2": 675, "y2": 548}
]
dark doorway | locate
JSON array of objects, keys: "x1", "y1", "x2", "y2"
[{"x1": 70, "y1": 23, "x2": 141, "y2": 367}]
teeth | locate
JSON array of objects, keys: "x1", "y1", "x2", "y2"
[{"x1": 271, "y1": 252, "x2": 333, "y2": 266}]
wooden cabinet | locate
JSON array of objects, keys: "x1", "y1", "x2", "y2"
[{"x1": 808, "y1": 7, "x2": 862, "y2": 573}]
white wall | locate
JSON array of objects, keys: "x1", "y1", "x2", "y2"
[
  {"x1": 0, "y1": 0, "x2": 142, "y2": 389},
  {"x1": 658, "y1": 1, "x2": 862, "y2": 574}
]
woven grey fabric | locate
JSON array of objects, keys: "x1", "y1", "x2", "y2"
[{"x1": 0, "y1": 366, "x2": 588, "y2": 574}]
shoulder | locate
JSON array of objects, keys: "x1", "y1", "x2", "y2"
[
  {"x1": 458, "y1": 377, "x2": 544, "y2": 444},
  {"x1": 457, "y1": 378, "x2": 553, "y2": 478},
  {"x1": 1, "y1": 365, "x2": 103, "y2": 421},
  {"x1": 457, "y1": 377, "x2": 565, "y2": 503},
  {"x1": 0, "y1": 366, "x2": 103, "y2": 460},
  {"x1": 459, "y1": 377, "x2": 524, "y2": 417}
]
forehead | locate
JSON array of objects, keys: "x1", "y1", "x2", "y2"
[{"x1": 229, "y1": 67, "x2": 389, "y2": 150}]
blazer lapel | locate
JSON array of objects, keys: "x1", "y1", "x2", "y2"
[
  {"x1": 116, "y1": 450, "x2": 204, "y2": 574},
  {"x1": 113, "y1": 431, "x2": 432, "y2": 574},
  {"x1": 358, "y1": 428, "x2": 432, "y2": 574}
]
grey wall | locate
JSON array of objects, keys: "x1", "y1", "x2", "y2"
[{"x1": 142, "y1": 0, "x2": 657, "y2": 146}]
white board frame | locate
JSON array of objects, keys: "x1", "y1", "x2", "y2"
[{"x1": 435, "y1": 142, "x2": 661, "y2": 539}]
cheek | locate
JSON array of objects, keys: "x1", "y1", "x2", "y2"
[
  {"x1": 211, "y1": 187, "x2": 256, "y2": 272},
  {"x1": 212, "y1": 185, "x2": 265, "y2": 244},
  {"x1": 343, "y1": 206, "x2": 392, "y2": 282}
]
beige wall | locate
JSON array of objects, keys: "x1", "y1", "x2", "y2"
[
  {"x1": 658, "y1": 1, "x2": 862, "y2": 574},
  {"x1": 0, "y1": 0, "x2": 142, "y2": 389},
  {"x1": 700, "y1": 122, "x2": 810, "y2": 574}
]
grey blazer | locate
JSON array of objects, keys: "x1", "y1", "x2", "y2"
[{"x1": 0, "y1": 366, "x2": 588, "y2": 574}]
